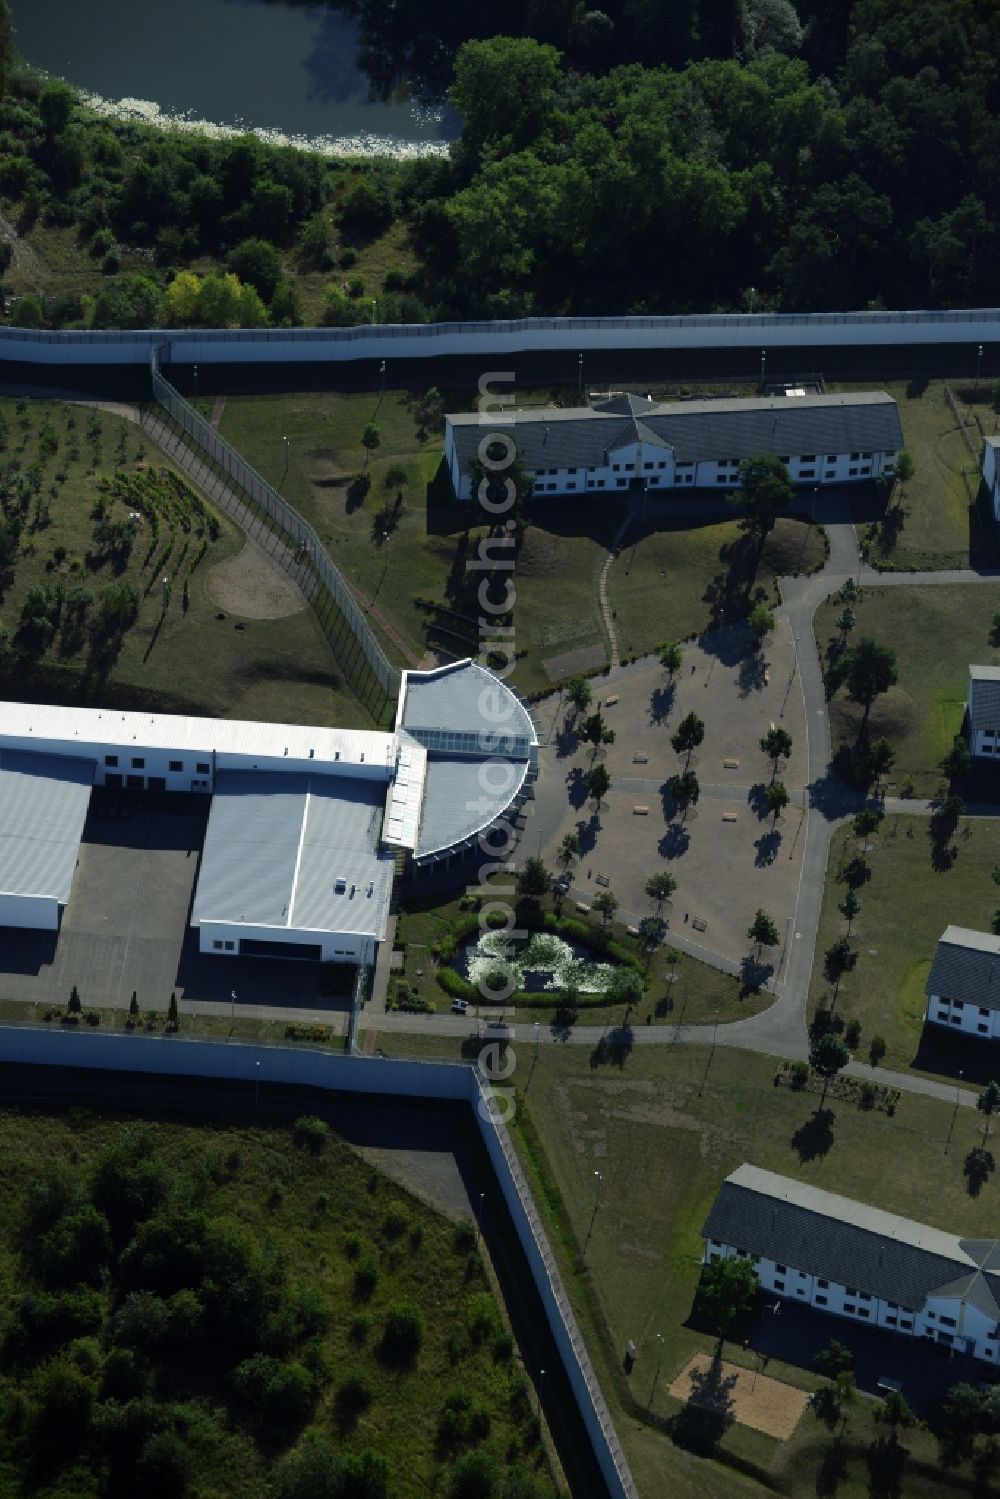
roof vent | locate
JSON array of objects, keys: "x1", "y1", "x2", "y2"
[
  {"x1": 350, "y1": 884, "x2": 356, "y2": 898},
  {"x1": 335, "y1": 750, "x2": 340, "y2": 761},
  {"x1": 360, "y1": 752, "x2": 365, "y2": 762},
  {"x1": 309, "y1": 748, "x2": 314, "y2": 759},
  {"x1": 367, "y1": 882, "x2": 374, "y2": 897},
  {"x1": 334, "y1": 878, "x2": 347, "y2": 894},
  {"x1": 283, "y1": 747, "x2": 288, "y2": 756}
]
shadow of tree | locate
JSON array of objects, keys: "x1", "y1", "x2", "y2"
[
  {"x1": 866, "y1": 1436, "x2": 907, "y2": 1499},
  {"x1": 738, "y1": 652, "x2": 769, "y2": 697},
  {"x1": 964, "y1": 1147, "x2": 995, "y2": 1196},
  {"x1": 589, "y1": 1023, "x2": 634, "y2": 1070},
  {"x1": 658, "y1": 822, "x2": 691, "y2": 859},
  {"x1": 816, "y1": 1439, "x2": 850, "y2": 1496},
  {"x1": 650, "y1": 683, "x2": 676, "y2": 724},
  {"x1": 838, "y1": 857, "x2": 871, "y2": 890},
  {"x1": 754, "y1": 830, "x2": 782, "y2": 866},
  {"x1": 566, "y1": 766, "x2": 588, "y2": 811},
  {"x1": 747, "y1": 782, "x2": 771, "y2": 819},
  {"x1": 668, "y1": 1355, "x2": 736, "y2": 1455},
  {"x1": 740, "y1": 955, "x2": 774, "y2": 994},
  {"x1": 791, "y1": 1107, "x2": 835, "y2": 1162},
  {"x1": 576, "y1": 814, "x2": 599, "y2": 856}
]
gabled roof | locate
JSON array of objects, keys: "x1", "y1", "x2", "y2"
[
  {"x1": 703, "y1": 1164, "x2": 1000, "y2": 1315},
  {"x1": 926, "y1": 924, "x2": 1000, "y2": 1009},
  {"x1": 969, "y1": 665, "x2": 1000, "y2": 732},
  {"x1": 446, "y1": 392, "x2": 902, "y2": 478}
]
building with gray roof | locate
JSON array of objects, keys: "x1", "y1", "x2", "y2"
[
  {"x1": 704, "y1": 1164, "x2": 1000, "y2": 1361},
  {"x1": 192, "y1": 770, "x2": 393, "y2": 963},
  {"x1": 924, "y1": 924, "x2": 1000, "y2": 1040},
  {"x1": 967, "y1": 665, "x2": 1000, "y2": 759},
  {"x1": 445, "y1": 391, "x2": 902, "y2": 501},
  {"x1": 0, "y1": 750, "x2": 93, "y2": 931}
]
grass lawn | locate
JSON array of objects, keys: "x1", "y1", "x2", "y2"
[
  {"x1": 830, "y1": 380, "x2": 983, "y2": 570},
  {"x1": 506, "y1": 1041, "x2": 1000, "y2": 1499},
  {"x1": 609, "y1": 515, "x2": 827, "y2": 664},
  {"x1": 392, "y1": 884, "x2": 769, "y2": 1030},
  {"x1": 807, "y1": 813, "x2": 1000, "y2": 1080},
  {"x1": 0, "y1": 1099, "x2": 552, "y2": 1498},
  {"x1": 815, "y1": 582, "x2": 1000, "y2": 794},
  {"x1": 0, "y1": 398, "x2": 367, "y2": 727}
]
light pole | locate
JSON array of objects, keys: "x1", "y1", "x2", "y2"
[
  {"x1": 255, "y1": 1059, "x2": 261, "y2": 1108},
  {"x1": 370, "y1": 299, "x2": 377, "y2": 326},
  {"x1": 379, "y1": 358, "x2": 386, "y2": 398},
  {"x1": 280, "y1": 435, "x2": 289, "y2": 489},
  {"x1": 578, "y1": 352, "x2": 583, "y2": 399},
  {"x1": 780, "y1": 637, "x2": 800, "y2": 719},
  {"x1": 760, "y1": 349, "x2": 766, "y2": 393},
  {"x1": 536, "y1": 1368, "x2": 546, "y2": 1419},
  {"x1": 945, "y1": 1069, "x2": 963, "y2": 1154},
  {"x1": 584, "y1": 1169, "x2": 603, "y2": 1250},
  {"x1": 648, "y1": 1331, "x2": 665, "y2": 1408},
  {"x1": 230, "y1": 989, "x2": 237, "y2": 1028},
  {"x1": 477, "y1": 1191, "x2": 485, "y2": 1246},
  {"x1": 977, "y1": 344, "x2": 984, "y2": 391},
  {"x1": 193, "y1": 363, "x2": 198, "y2": 402},
  {"x1": 748, "y1": 286, "x2": 756, "y2": 314}
]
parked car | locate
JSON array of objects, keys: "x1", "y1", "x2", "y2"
[{"x1": 451, "y1": 999, "x2": 470, "y2": 1014}]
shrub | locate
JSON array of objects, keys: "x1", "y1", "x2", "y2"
[
  {"x1": 349, "y1": 1312, "x2": 372, "y2": 1345},
  {"x1": 859, "y1": 1080, "x2": 878, "y2": 1111},
  {"x1": 465, "y1": 1292, "x2": 500, "y2": 1345},
  {"x1": 869, "y1": 1034, "x2": 887, "y2": 1066},
  {"x1": 292, "y1": 1115, "x2": 329, "y2": 1154},
  {"x1": 380, "y1": 1299, "x2": 425, "y2": 1363},
  {"x1": 343, "y1": 1232, "x2": 362, "y2": 1260},
  {"x1": 844, "y1": 1017, "x2": 862, "y2": 1048},
  {"x1": 337, "y1": 1370, "x2": 373, "y2": 1412},
  {"x1": 354, "y1": 1255, "x2": 379, "y2": 1300},
  {"x1": 382, "y1": 1208, "x2": 408, "y2": 1240},
  {"x1": 789, "y1": 1060, "x2": 810, "y2": 1091}
]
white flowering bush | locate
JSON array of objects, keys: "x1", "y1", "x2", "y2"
[{"x1": 464, "y1": 931, "x2": 616, "y2": 995}]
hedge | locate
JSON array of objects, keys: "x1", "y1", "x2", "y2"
[{"x1": 436, "y1": 966, "x2": 620, "y2": 1009}]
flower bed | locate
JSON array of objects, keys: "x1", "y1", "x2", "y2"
[{"x1": 774, "y1": 1061, "x2": 901, "y2": 1115}]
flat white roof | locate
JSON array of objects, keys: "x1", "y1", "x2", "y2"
[
  {"x1": 382, "y1": 738, "x2": 427, "y2": 850},
  {"x1": 0, "y1": 750, "x2": 93, "y2": 905},
  {"x1": 0, "y1": 700, "x2": 394, "y2": 770},
  {"x1": 938, "y1": 924, "x2": 1000, "y2": 956},
  {"x1": 970, "y1": 665, "x2": 1000, "y2": 681}
]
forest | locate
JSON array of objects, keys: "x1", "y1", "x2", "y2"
[{"x1": 1, "y1": 0, "x2": 999, "y2": 326}]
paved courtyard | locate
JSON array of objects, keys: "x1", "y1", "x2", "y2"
[
  {"x1": 0, "y1": 795, "x2": 335, "y2": 1015},
  {"x1": 538, "y1": 620, "x2": 808, "y2": 971}
]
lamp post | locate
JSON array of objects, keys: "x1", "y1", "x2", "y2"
[
  {"x1": 370, "y1": 299, "x2": 377, "y2": 326},
  {"x1": 280, "y1": 435, "x2": 289, "y2": 489},
  {"x1": 476, "y1": 1191, "x2": 485, "y2": 1246},
  {"x1": 379, "y1": 358, "x2": 386, "y2": 397},
  {"x1": 255, "y1": 1059, "x2": 261, "y2": 1108},
  {"x1": 578, "y1": 352, "x2": 583, "y2": 399},
  {"x1": 977, "y1": 344, "x2": 984, "y2": 391},
  {"x1": 648, "y1": 1331, "x2": 665, "y2": 1409},
  {"x1": 759, "y1": 349, "x2": 767, "y2": 393},
  {"x1": 945, "y1": 1069, "x2": 963, "y2": 1154},
  {"x1": 193, "y1": 363, "x2": 198, "y2": 402},
  {"x1": 748, "y1": 286, "x2": 756, "y2": 314},
  {"x1": 230, "y1": 989, "x2": 237, "y2": 1028}
]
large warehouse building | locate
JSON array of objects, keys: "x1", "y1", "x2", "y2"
[{"x1": 0, "y1": 660, "x2": 537, "y2": 962}]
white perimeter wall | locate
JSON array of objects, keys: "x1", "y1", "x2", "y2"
[
  {"x1": 5, "y1": 309, "x2": 1000, "y2": 367},
  {"x1": 198, "y1": 919, "x2": 374, "y2": 964}
]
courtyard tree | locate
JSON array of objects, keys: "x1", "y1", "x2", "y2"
[
  {"x1": 748, "y1": 909, "x2": 779, "y2": 956},
  {"x1": 361, "y1": 421, "x2": 381, "y2": 469},
  {"x1": 760, "y1": 726, "x2": 792, "y2": 779},
  {"x1": 852, "y1": 807, "x2": 882, "y2": 857},
  {"x1": 814, "y1": 1339, "x2": 854, "y2": 1378},
  {"x1": 733, "y1": 453, "x2": 794, "y2": 566},
  {"x1": 869, "y1": 1033, "x2": 887, "y2": 1065},
  {"x1": 580, "y1": 711, "x2": 614, "y2": 761},
  {"x1": 844, "y1": 637, "x2": 898, "y2": 733},
  {"x1": 608, "y1": 966, "x2": 643, "y2": 1017},
  {"x1": 587, "y1": 762, "x2": 611, "y2": 811},
  {"x1": 564, "y1": 676, "x2": 592, "y2": 718},
  {"x1": 697, "y1": 1256, "x2": 758, "y2": 1348},
  {"x1": 809, "y1": 1032, "x2": 851, "y2": 1105},
  {"x1": 645, "y1": 872, "x2": 677, "y2": 913},
  {"x1": 839, "y1": 887, "x2": 861, "y2": 933},
  {"x1": 672, "y1": 769, "x2": 700, "y2": 817},
  {"x1": 765, "y1": 781, "x2": 789, "y2": 825},
  {"x1": 836, "y1": 604, "x2": 856, "y2": 643},
  {"x1": 671, "y1": 711, "x2": 704, "y2": 766},
  {"x1": 813, "y1": 1371, "x2": 857, "y2": 1443},
  {"x1": 516, "y1": 857, "x2": 550, "y2": 902},
  {"x1": 892, "y1": 448, "x2": 915, "y2": 506},
  {"x1": 128, "y1": 992, "x2": 139, "y2": 1022},
  {"x1": 167, "y1": 993, "x2": 179, "y2": 1030},
  {"x1": 68, "y1": 985, "x2": 81, "y2": 1016},
  {"x1": 638, "y1": 915, "x2": 667, "y2": 957},
  {"x1": 824, "y1": 937, "x2": 858, "y2": 986},
  {"x1": 748, "y1": 601, "x2": 775, "y2": 647},
  {"x1": 876, "y1": 1387, "x2": 917, "y2": 1437},
  {"x1": 556, "y1": 832, "x2": 581, "y2": 876},
  {"x1": 659, "y1": 641, "x2": 682, "y2": 678},
  {"x1": 868, "y1": 737, "x2": 895, "y2": 789},
  {"x1": 977, "y1": 1080, "x2": 1000, "y2": 1149},
  {"x1": 593, "y1": 889, "x2": 619, "y2": 925}
]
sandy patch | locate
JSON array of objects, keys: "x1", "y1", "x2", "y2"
[
  {"x1": 668, "y1": 1353, "x2": 808, "y2": 1440},
  {"x1": 207, "y1": 542, "x2": 306, "y2": 620}
]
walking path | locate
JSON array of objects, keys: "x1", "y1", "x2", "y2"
[{"x1": 597, "y1": 509, "x2": 635, "y2": 673}]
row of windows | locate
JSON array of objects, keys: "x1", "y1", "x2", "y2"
[
  {"x1": 105, "y1": 753, "x2": 210, "y2": 774},
  {"x1": 212, "y1": 939, "x2": 236, "y2": 951}
]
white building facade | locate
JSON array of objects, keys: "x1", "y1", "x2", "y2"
[
  {"x1": 967, "y1": 665, "x2": 1000, "y2": 759},
  {"x1": 704, "y1": 1165, "x2": 1000, "y2": 1362},
  {"x1": 445, "y1": 392, "x2": 902, "y2": 502},
  {"x1": 983, "y1": 438, "x2": 1000, "y2": 521}
]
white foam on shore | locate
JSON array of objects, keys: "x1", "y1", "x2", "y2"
[{"x1": 76, "y1": 87, "x2": 452, "y2": 159}]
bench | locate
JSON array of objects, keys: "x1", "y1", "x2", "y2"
[
  {"x1": 723, "y1": 757, "x2": 739, "y2": 769},
  {"x1": 722, "y1": 811, "x2": 738, "y2": 823},
  {"x1": 575, "y1": 901, "x2": 591, "y2": 914},
  {"x1": 604, "y1": 695, "x2": 619, "y2": 707},
  {"x1": 633, "y1": 753, "x2": 648, "y2": 765},
  {"x1": 595, "y1": 872, "x2": 611, "y2": 887},
  {"x1": 692, "y1": 917, "x2": 708, "y2": 932},
  {"x1": 633, "y1": 805, "x2": 649, "y2": 815}
]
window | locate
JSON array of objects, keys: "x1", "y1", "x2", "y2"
[
  {"x1": 643, "y1": 462, "x2": 654, "y2": 470},
  {"x1": 939, "y1": 997, "x2": 951, "y2": 1007},
  {"x1": 104, "y1": 754, "x2": 118, "y2": 767},
  {"x1": 169, "y1": 760, "x2": 183, "y2": 772},
  {"x1": 213, "y1": 940, "x2": 224, "y2": 950},
  {"x1": 940, "y1": 1316, "x2": 957, "y2": 1328},
  {"x1": 196, "y1": 762, "x2": 210, "y2": 774},
  {"x1": 980, "y1": 1024, "x2": 990, "y2": 1033},
  {"x1": 846, "y1": 1287, "x2": 857, "y2": 1297},
  {"x1": 981, "y1": 1008, "x2": 990, "y2": 1017},
  {"x1": 859, "y1": 1292, "x2": 871, "y2": 1302},
  {"x1": 900, "y1": 1320, "x2": 913, "y2": 1331},
  {"x1": 861, "y1": 466, "x2": 871, "y2": 475},
  {"x1": 849, "y1": 468, "x2": 859, "y2": 477},
  {"x1": 800, "y1": 454, "x2": 815, "y2": 463},
  {"x1": 224, "y1": 940, "x2": 235, "y2": 951},
  {"x1": 927, "y1": 1311, "x2": 936, "y2": 1320},
  {"x1": 612, "y1": 463, "x2": 621, "y2": 472},
  {"x1": 825, "y1": 471, "x2": 835, "y2": 479},
  {"x1": 800, "y1": 469, "x2": 815, "y2": 478},
  {"x1": 815, "y1": 1294, "x2": 828, "y2": 1306},
  {"x1": 862, "y1": 452, "x2": 872, "y2": 460},
  {"x1": 131, "y1": 756, "x2": 145, "y2": 769},
  {"x1": 774, "y1": 1280, "x2": 785, "y2": 1293},
  {"x1": 886, "y1": 1316, "x2": 897, "y2": 1327},
  {"x1": 776, "y1": 1264, "x2": 787, "y2": 1275},
  {"x1": 658, "y1": 461, "x2": 667, "y2": 469},
  {"x1": 817, "y1": 1278, "x2": 829, "y2": 1289},
  {"x1": 954, "y1": 1001, "x2": 965, "y2": 1010},
  {"x1": 617, "y1": 479, "x2": 627, "y2": 488},
  {"x1": 850, "y1": 451, "x2": 860, "y2": 460}
]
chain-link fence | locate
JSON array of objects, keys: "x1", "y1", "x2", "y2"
[{"x1": 147, "y1": 346, "x2": 400, "y2": 723}]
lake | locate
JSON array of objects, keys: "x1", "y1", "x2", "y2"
[{"x1": 9, "y1": 0, "x2": 457, "y2": 155}]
